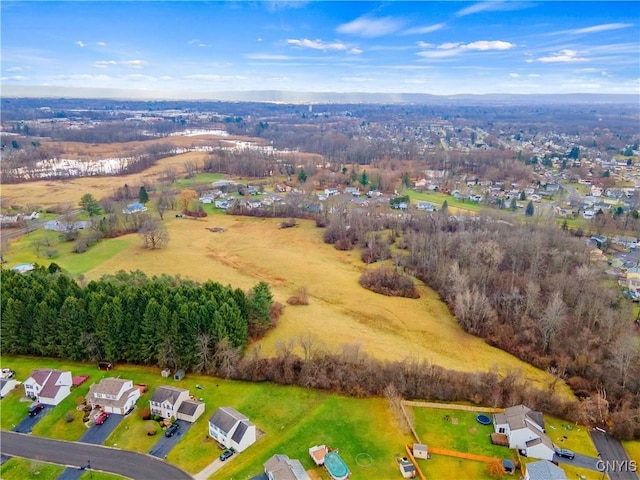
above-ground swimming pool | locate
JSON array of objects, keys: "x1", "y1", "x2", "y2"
[
  {"x1": 476, "y1": 414, "x2": 492, "y2": 425},
  {"x1": 324, "y1": 451, "x2": 350, "y2": 480}
]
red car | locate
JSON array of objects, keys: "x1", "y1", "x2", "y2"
[{"x1": 94, "y1": 411, "x2": 109, "y2": 425}]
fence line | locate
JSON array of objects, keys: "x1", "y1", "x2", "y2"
[{"x1": 402, "y1": 401, "x2": 503, "y2": 413}]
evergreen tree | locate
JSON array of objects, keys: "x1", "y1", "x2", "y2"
[
  {"x1": 525, "y1": 201, "x2": 535, "y2": 217},
  {"x1": 139, "y1": 185, "x2": 149, "y2": 204},
  {"x1": 441, "y1": 200, "x2": 449, "y2": 212},
  {"x1": 248, "y1": 282, "x2": 273, "y2": 329},
  {"x1": 79, "y1": 193, "x2": 101, "y2": 216},
  {"x1": 360, "y1": 170, "x2": 368, "y2": 186},
  {"x1": 297, "y1": 168, "x2": 307, "y2": 183}
]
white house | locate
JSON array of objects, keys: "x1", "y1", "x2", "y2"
[
  {"x1": 149, "y1": 385, "x2": 205, "y2": 422},
  {"x1": 264, "y1": 454, "x2": 311, "y2": 480},
  {"x1": 23, "y1": 369, "x2": 72, "y2": 406},
  {"x1": 208, "y1": 406, "x2": 256, "y2": 452},
  {"x1": 86, "y1": 378, "x2": 140, "y2": 414},
  {"x1": 493, "y1": 405, "x2": 555, "y2": 461},
  {"x1": 0, "y1": 378, "x2": 20, "y2": 398},
  {"x1": 524, "y1": 460, "x2": 567, "y2": 480}
]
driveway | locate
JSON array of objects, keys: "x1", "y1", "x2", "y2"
[
  {"x1": 553, "y1": 452, "x2": 600, "y2": 471},
  {"x1": 591, "y1": 429, "x2": 639, "y2": 480},
  {"x1": 149, "y1": 420, "x2": 192, "y2": 459},
  {"x1": 0, "y1": 431, "x2": 192, "y2": 480},
  {"x1": 12, "y1": 405, "x2": 53, "y2": 433},
  {"x1": 78, "y1": 413, "x2": 123, "y2": 445}
]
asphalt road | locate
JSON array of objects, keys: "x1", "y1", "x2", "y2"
[
  {"x1": 0, "y1": 431, "x2": 193, "y2": 480},
  {"x1": 12, "y1": 405, "x2": 53, "y2": 433},
  {"x1": 591, "y1": 430, "x2": 639, "y2": 480},
  {"x1": 149, "y1": 420, "x2": 192, "y2": 459},
  {"x1": 56, "y1": 413, "x2": 125, "y2": 480}
]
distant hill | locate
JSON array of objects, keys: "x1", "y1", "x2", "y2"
[{"x1": 2, "y1": 85, "x2": 638, "y2": 105}]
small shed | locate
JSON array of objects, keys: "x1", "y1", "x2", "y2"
[
  {"x1": 399, "y1": 460, "x2": 416, "y2": 479},
  {"x1": 413, "y1": 444, "x2": 429, "y2": 460},
  {"x1": 502, "y1": 459, "x2": 515, "y2": 474},
  {"x1": 161, "y1": 368, "x2": 171, "y2": 378},
  {"x1": 173, "y1": 369, "x2": 185, "y2": 381}
]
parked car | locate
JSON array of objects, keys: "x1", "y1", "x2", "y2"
[
  {"x1": 94, "y1": 411, "x2": 109, "y2": 425},
  {"x1": 219, "y1": 448, "x2": 234, "y2": 461},
  {"x1": 165, "y1": 422, "x2": 180, "y2": 437},
  {"x1": 555, "y1": 448, "x2": 575, "y2": 460},
  {"x1": 28, "y1": 402, "x2": 44, "y2": 416},
  {"x1": 1, "y1": 368, "x2": 15, "y2": 379}
]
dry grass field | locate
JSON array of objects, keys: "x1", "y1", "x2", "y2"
[{"x1": 2, "y1": 151, "x2": 574, "y2": 399}]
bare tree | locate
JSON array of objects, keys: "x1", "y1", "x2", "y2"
[
  {"x1": 540, "y1": 291, "x2": 566, "y2": 353},
  {"x1": 611, "y1": 336, "x2": 639, "y2": 388},
  {"x1": 138, "y1": 216, "x2": 169, "y2": 249}
]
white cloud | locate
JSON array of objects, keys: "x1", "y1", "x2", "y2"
[
  {"x1": 416, "y1": 42, "x2": 434, "y2": 49},
  {"x1": 509, "y1": 73, "x2": 520, "y2": 78},
  {"x1": 245, "y1": 53, "x2": 291, "y2": 60},
  {"x1": 287, "y1": 38, "x2": 349, "y2": 51},
  {"x1": 528, "y1": 73, "x2": 541, "y2": 78},
  {"x1": 92, "y1": 60, "x2": 147, "y2": 69},
  {"x1": 538, "y1": 49, "x2": 586, "y2": 63},
  {"x1": 2, "y1": 75, "x2": 27, "y2": 81},
  {"x1": 75, "y1": 41, "x2": 86, "y2": 48},
  {"x1": 348, "y1": 48, "x2": 363, "y2": 55},
  {"x1": 182, "y1": 74, "x2": 248, "y2": 81},
  {"x1": 336, "y1": 16, "x2": 404, "y2": 37},
  {"x1": 465, "y1": 40, "x2": 514, "y2": 51},
  {"x1": 403, "y1": 23, "x2": 445, "y2": 35},
  {"x1": 562, "y1": 23, "x2": 633, "y2": 35},
  {"x1": 97, "y1": 42, "x2": 106, "y2": 46},
  {"x1": 456, "y1": 1, "x2": 535, "y2": 17},
  {"x1": 7, "y1": 67, "x2": 23, "y2": 72},
  {"x1": 418, "y1": 40, "x2": 515, "y2": 58}
]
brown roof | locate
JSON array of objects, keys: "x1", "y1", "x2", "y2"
[
  {"x1": 92, "y1": 378, "x2": 129, "y2": 396},
  {"x1": 38, "y1": 371, "x2": 63, "y2": 399}
]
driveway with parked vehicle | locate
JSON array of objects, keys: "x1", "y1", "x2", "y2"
[
  {"x1": 12, "y1": 404, "x2": 53, "y2": 433},
  {"x1": 149, "y1": 420, "x2": 192, "y2": 459}
]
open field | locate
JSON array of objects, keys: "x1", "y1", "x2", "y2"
[{"x1": 4, "y1": 211, "x2": 574, "y2": 397}]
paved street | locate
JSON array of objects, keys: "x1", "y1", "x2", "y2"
[
  {"x1": 0, "y1": 431, "x2": 192, "y2": 480},
  {"x1": 591, "y1": 430, "x2": 639, "y2": 480}
]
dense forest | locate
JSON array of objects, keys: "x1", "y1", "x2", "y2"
[{"x1": 0, "y1": 268, "x2": 275, "y2": 372}]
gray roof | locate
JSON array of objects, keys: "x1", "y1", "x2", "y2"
[
  {"x1": 526, "y1": 460, "x2": 567, "y2": 480},
  {"x1": 231, "y1": 420, "x2": 252, "y2": 443},
  {"x1": 150, "y1": 385, "x2": 188, "y2": 404},
  {"x1": 90, "y1": 378, "x2": 130, "y2": 396},
  {"x1": 177, "y1": 399, "x2": 203, "y2": 416},
  {"x1": 208, "y1": 406, "x2": 248, "y2": 433},
  {"x1": 264, "y1": 455, "x2": 311, "y2": 480}
]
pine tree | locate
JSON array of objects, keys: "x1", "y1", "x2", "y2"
[
  {"x1": 525, "y1": 201, "x2": 535, "y2": 217},
  {"x1": 139, "y1": 185, "x2": 149, "y2": 204}
]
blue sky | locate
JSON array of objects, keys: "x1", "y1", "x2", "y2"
[{"x1": 1, "y1": 1, "x2": 639, "y2": 97}]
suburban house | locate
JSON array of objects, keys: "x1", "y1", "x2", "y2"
[
  {"x1": 86, "y1": 378, "x2": 141, "y2": 414},
  {"x1": 264, "y1": 454, "x2": 311, "y2": 480},
  {"x1": 208, "y1": 406, "x2": 257, "y2": 452},
  {"x1": 524, "y1": 460, "x2": 568, "y2": 480},
  {"x1": 149, "y1": 386, "x2": 205, "y2": 423},
  {"x1": 0, "y1": 378, "x2": 20, "y2": 398},
  {"x1": 493, "y1": 404, "x2": 555, "y2": 460},
  {"x1": 23, "y1": 369, "x2": 72, "y2": 405}
]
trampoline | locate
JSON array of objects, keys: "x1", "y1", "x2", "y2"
[
  {"x1": 324, "y1": 452, "x2": 350, "y2": 480},
  {"x1": 476, "y1": 414, "x2": 492, "y2": 425}
]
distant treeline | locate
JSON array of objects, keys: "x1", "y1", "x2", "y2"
[{"x1": 0, "y1": 268, "x2": 275, "y2": 371}]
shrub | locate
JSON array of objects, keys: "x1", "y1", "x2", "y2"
[
  {"x1": 147, "y1": 427, "x2": 157, "y2": 436},
  {"x1": 287, "y1": 287, "x2": 309, "y2": 305},
  {"x1": 315, "y1": 216, "x2": 329, "y2": 228},
  {"x1": 140, "y1": 407, "x2": 151, "y2": 420},
  {"x1": 359, "y1": 266, "x2": 420, "y2": 299},
  {"x1": 280, "y1": 219, "x2": 297, "y2": 229},
  {"x1": 335, "y1": 238, "x2": 353, "y2": 251},
  {"x1": 64, "y1": 412, "x2": 75, "y2": 423}
]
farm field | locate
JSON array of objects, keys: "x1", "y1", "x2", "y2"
[
  {"x1": 0, "y1": 355, "x2": 412, "y2": 479},
  {"x1": 4, "y1": 202, "x2": 574, "y2": 397}
]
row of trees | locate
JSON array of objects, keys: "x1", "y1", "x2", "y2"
[{"x1": 0, "y1": 268, "x2": 276, "y2": 371}]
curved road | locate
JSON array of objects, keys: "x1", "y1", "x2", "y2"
[{"x1": 0, "y1": 431, "x2": 193, "y2": 480}]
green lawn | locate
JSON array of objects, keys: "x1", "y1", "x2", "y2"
[
  {"x1": 0, "y1": 457, "x2": 125, "y2": 480},
  {"x1": 5, "y1": 227, "x2": 131, "y2": 278},
  {"x1": 403, "y1": 189, "x2": 483, "y2": 214},
  {"x1": 544, "y1": 416, "x2": 598, "y2": 457},
  {"x1": 173, "y1": 172, "x2": 228, "y2": 188}
]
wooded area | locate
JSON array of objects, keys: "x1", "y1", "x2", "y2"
[{"x1": 0, "y1": 268, "x2": 275, "y2": 372}]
